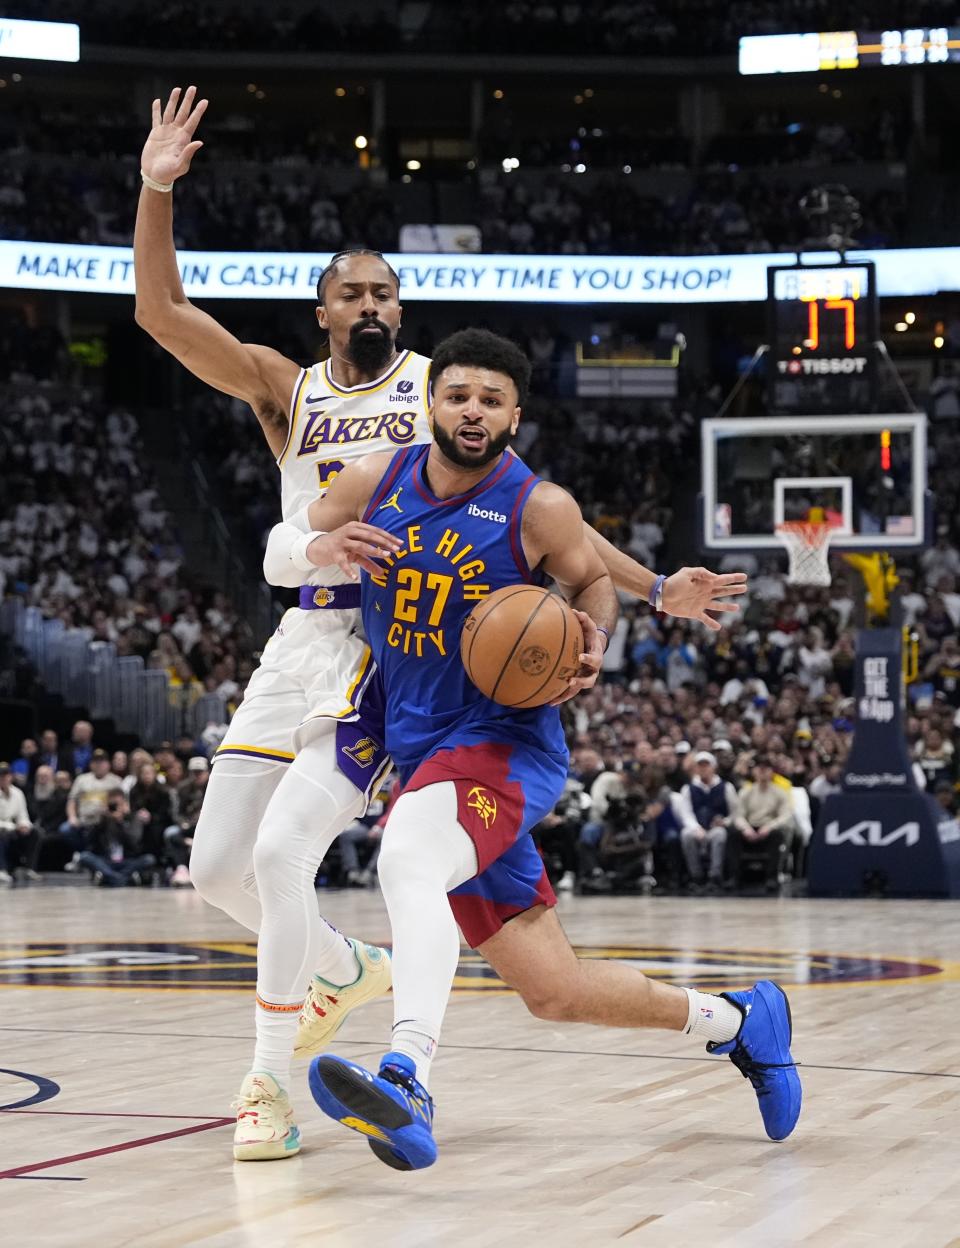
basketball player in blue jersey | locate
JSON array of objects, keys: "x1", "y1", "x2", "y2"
[
  {"x1": 292, "y1": 329, "x2": 801, "y2": 1171},
  {"x1": 136, "y1": 86, "x2": 754, "y2": 1161}
]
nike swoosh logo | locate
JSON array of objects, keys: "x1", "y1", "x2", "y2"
[{"x1": 304, "y1": 393, "x2": 328, "y2": 405}]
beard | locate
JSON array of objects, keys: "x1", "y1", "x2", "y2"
[
  {"x1": 432, "y1": 422, "x2": 513, "y2": 470},
  {"x1": 345, "y1": 317, "x2": 394, "y2": 373}
]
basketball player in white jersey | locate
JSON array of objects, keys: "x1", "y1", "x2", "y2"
[
  {"x1": 135, "y1": 86, "x2": 749, "y2": 1161},
  {"x1": 135, "y1": 88, "x2": 429, "y2": 1160}
]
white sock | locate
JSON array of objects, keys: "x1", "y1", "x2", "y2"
[
  {"x1": 390, "y1": 1025, "x2": 439, "y2": 1090},
  {"x1": 251, "y1": 995, "x2": 302, "y2": 1088},
  {"x1": 313, "y1": 926, "x2": 362, "y2": 989},
  {"x1": 683, "y1": 988, "x2": 743, "y2": 1044}
]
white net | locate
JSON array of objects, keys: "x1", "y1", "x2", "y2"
[{"x1": 775, "y1": 521, "x2": 836, "y2": 586}]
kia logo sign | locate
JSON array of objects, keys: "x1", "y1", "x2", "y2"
[{"x1": 825, "y1": 820, "x2": 920, "y2": 848}]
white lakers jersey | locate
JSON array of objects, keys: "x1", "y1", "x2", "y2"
[{"x1": 276, "y1": 350, "x2": 432, "y2": 522}]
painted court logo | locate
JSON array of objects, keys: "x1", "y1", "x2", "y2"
[
  {"x1": 0, "y1": 943, "x2": 953, "y2": 993},
  {"x1": 466, "y1": 786, "x2": 498, "y2": 828}
]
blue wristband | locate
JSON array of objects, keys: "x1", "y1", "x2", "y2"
[
  {"x1": 596, "y1": 625, "x2": 610, "y2": 652},
  {"x1": 649, "y1": 573, "x2": 667, "y2": 611}
]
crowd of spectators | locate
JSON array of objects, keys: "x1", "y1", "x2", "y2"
[
  {"x1": 529, "y1": 560, "x2": 960, "y2": 897},
  {"x1": 3, "y1": 150, "x2": 904, "y2": 255},
  {"x1": 0, "y1": 160, "x2": 398, "y2": 256},
  {"x1": 10, "y1": 0, "x2": 957, "y2": 55},
  {"x1": 0, "y1": 718, "x2": 212, "y2": 886},
  {"x1": 2, "y1": 317, "x2": 957, "y2": 901},
  {"x1": 0, "y1": 387, "x2": 257, "y2": 719},
  {"x1": 477, "y1": 174, "x2": 904, "y2": 255},
  {"x1": 707, "y1": 107, "x2": 910, "y2": 169}
]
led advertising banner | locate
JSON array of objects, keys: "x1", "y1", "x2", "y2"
[
  {"x1": 740, "y1": 28, "x2": 960, "y2": 74},
  {"x1": 0, "y1": 18, "x2": 79, "y2": 62},
  {"x1": 4, "y1": 240, "x2": 960, "y2": 303}
]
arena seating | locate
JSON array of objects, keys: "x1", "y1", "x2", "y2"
[{"x1": 2, "y1": 354, "x2": 956, "y2": 892}]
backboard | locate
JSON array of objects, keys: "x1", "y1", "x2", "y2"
[{"x1": 699, "y1": 413, "x2": 931, "y2": 554}]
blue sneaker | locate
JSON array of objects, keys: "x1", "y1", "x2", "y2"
[
  {"x1": 309, "y1": 1051, "x2": 437, "y2": 1171},
  {"x1": 708, "y1": 980, "x2": 802, "y2": 1141}
]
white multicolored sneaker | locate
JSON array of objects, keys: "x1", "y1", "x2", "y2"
[
  {"x1": 294, "y1": 939, "x2": 392, "y2": 1060},
  {"x1": 232, "y1": 1072, "x2": 301, "y2": 1161}
]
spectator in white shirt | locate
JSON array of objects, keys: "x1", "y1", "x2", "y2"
[
  {"x1": 63, "y1": 750, "x2": 124, "y2": 865},
  {"x1": 0, "y1": 762, "x2": 38, "y2": 884}
]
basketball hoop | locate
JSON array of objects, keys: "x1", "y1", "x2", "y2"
[{"x1": 775, "y1": 520, "x2": 837, "y2": 586}]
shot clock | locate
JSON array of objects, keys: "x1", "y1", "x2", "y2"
[{"x1": 767, "y1": 261, "x2": 878, "y2": 414}]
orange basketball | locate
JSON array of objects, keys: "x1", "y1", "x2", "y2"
[{"x1": 460, "y1": 585, "x2": 585, "y2": 708}]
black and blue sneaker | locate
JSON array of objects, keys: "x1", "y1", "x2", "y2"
[
  {"x1": 708, "y1": 980, "x2": 802, "y2": 1142},
  {"x1": 309, "y1": 1050, "x2": 437, "y2": 1171}
]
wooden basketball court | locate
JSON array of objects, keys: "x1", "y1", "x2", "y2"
[{"x1": 2, "y1": 886, "x2": 959, "y2": 1247}]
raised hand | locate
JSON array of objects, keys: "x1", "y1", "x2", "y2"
[
  {"x1": 140, "y1": 85, "x2": 208, "y2": 187},
  {"x1": 661, "y1": 567, "x2": 748, "y2": 632}
]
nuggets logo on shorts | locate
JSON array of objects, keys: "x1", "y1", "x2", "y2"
[
  {"x1": 313, "y1": 587, "x2": 336, "y2": 607},
  {"x1": 343, "y1": 737, "x2": 379, "y2": 768},
  {"x1": 467, "y1": 785, "x2": 498, "y2": 828}
]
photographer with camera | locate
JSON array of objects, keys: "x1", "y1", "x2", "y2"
[
  {"x1": 77, "y1": 791, "x2": 157, "y2": 887},
  {"x1": 678, "y1": 751, "x2": 741, "y2": 893},
  {"x1": 533, "y1": 777, "x2": 591, "y2": 893},
  {"x1": 579, "y1": 765, "x2": 656, "y2": 893}
]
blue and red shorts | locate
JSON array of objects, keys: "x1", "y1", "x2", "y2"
[{"x1": 401, "y1": 739, "x2": 567, "y2": 948}]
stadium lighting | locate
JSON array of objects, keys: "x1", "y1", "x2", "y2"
[
  {"x1": 492, "y1": 89, "x2": 504, "y2": 99},
  {"x1": 894, "y1": 322, "x2": 908, "y2": 331},
  {"x1": 406, "y1": 159, "x2": 421, "y2": 171},
  {"x1": 335, "y1": 86, "x2": 346, "y2": 97},
  {"x1": 905, "y1": 311, "x2": 916, "y2": 324},
  {"x1": 934, "y1": 335, "x2": 945, "y2": 348},
  {"x1": 354, "y1": 135, "x2": 368, "y2": 150},
  {"x1": 501, "y1": 157, "x2": 520, "y2": 172},
  {"x1": 574, "y1": 163, "x2": 586, "y2": 173}
]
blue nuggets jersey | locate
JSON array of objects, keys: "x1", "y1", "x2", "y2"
[{"x1": 360, "y1": 444, "x2": 568, "y2": 779}]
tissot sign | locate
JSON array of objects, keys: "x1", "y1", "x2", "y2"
[{"x1": 5, "y1": 241, "x2": 960, "y2": 303}]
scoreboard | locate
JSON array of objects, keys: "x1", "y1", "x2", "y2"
[
  {"x1": 767, "y1": 261, "x2": 877, "y2": 414},
  {"x1": 740, "y1": 29, "x2": 960, "y2": 74}
]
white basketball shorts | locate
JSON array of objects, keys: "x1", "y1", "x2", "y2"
[{"x1": 214, "y1": 606, "x2": 374, "y2": 768}]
